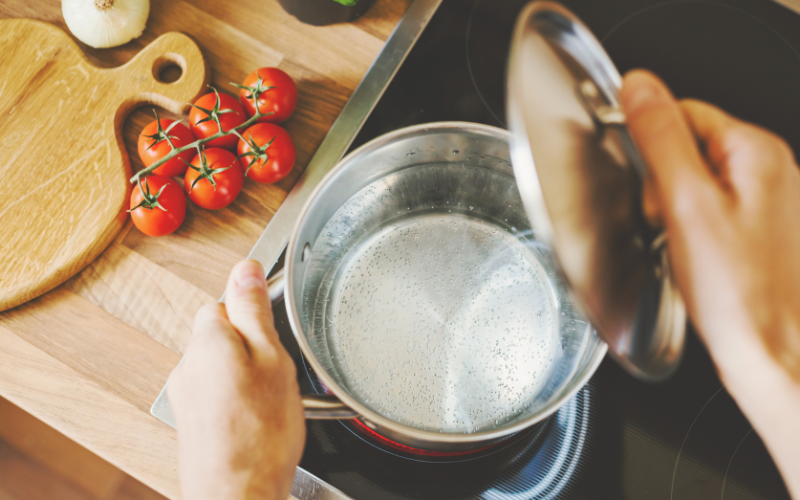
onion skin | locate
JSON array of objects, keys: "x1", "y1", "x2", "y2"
[{"x1": 62, "y1": 0, "x2": 150, "y2": 49}]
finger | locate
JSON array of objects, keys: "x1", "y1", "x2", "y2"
[
  {"x1": 170, "y1": 303, "x2": 246, "y2": 407},
  {"x1": 186, "y1": 303, "x2": 247, "y2": 358},
  {"x1": 620, "y1": 70, "x2": 725, "y2": 221},
  {"x1": 680, "y1": 99, "x2": 796, "y2": 202},
  {"x1": 677, "y1": 99, "x2": 740, "y2": 168},
  {"x1": 224, "y1": 259, "x2": 278, "y2": 356}
]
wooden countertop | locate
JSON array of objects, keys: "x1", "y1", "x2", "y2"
[{"x1": 0, "y1": 0, "x2": 410, "y2": 498}]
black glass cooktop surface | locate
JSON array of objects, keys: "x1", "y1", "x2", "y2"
[{"x1": 275, "y1": 0, "x2": 800, "y2": 498}]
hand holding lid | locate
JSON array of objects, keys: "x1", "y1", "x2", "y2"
[{"x1": 507, "y1": 1, "x2": 686, "y2": 380}]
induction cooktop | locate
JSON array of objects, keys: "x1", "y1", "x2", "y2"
[{"x1": 286, "y1": 0, "x2": 799, "y2": 498}]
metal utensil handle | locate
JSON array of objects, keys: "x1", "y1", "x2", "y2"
[{"x1": 267, "y1": 270, "x2": 359, "y2": 420}]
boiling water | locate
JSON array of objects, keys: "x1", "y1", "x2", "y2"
[
  {"x1": 326, "y1": 212, "x2": 561, "y2": 433},
  {"x1": 301, "y1": 163, "x2": 573, "y2": 434}
]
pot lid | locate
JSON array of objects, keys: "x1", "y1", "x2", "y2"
[{"x1": 506, "y1": 1, "x2": 686, "y2": 380}]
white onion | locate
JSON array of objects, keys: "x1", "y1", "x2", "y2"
[{"x1": 62, "y1": 0, "x2": 150, "y2": 49}]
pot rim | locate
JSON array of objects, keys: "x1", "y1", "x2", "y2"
[{"x1": 284, "y1": 121, "x2": 608, "y2": 445}]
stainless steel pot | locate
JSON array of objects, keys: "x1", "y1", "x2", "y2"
[{"x1": 270, "y1": 122, "x2": 607, "y2": 452}]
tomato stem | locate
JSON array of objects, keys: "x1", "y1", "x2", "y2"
[
  {"x1": 129, "y1": 99, "x2": 272, "y2": 185},
  {"x1": 128, "y1": 178, "x2": 169, "y2": 212},
  {"x1": 143, "y1": 108, "x2": 182, "y2": 152},
  {"x1": 233, "y1": 129, "x2": 276, "y2": 176},
  {"x1": 183, "y1": 144, "x2": 233, "y2": 192},
  {"x1": 231, "y1": 73, "x2": 278, "y2": 102},
  {"x1": 188, "y1": 86, "x2": 237, "y2": 133}
]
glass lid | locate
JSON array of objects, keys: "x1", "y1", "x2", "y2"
[{"x1": 506, "y1": 1, "x2": 686, "y2": 380}]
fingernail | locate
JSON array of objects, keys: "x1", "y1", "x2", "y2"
[
  {"x1": 622, "y1": 73, "x2": 660, "y2": 111},
  {"x1": 234, "y1": 260, "x2": 265, "y2": 290}
]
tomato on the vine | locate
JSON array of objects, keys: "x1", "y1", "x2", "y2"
[
  {"x1": 129, "y1": 175, "x2": 186, "y2": 237},
  {"x1": 236, "y1": 123, "x2": 296, "y2": 184},
  {"x1": 234, "y1": 68, "x2": 297, "y2": 124},
  {"x1": 184, "y1": 148, "x2": 243, "y2": 210},
  {"x1": 137, "y1": 113, "x2": 196, "y2": 177},
  {"x1": 188, "y1": 90, "x2": 245, "y2": 149}
]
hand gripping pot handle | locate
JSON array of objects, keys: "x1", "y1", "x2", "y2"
[{"x1": 267, "y1": 269, "x2": 359, "y2": 420}]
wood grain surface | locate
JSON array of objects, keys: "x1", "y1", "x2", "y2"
[
  {"x1": 0, "y1": 0, "x2": 411, "y2": 498},
  {"x1": 0, "y1": 19, "x2": 209, "y2": 313},
  {"x1": 0, "y1": 396, "x2": 167, "y2": 500}
]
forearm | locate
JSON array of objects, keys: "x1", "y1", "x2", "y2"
[{"x1": 711, "y1": 326, "x2": 800, "y2": 499}]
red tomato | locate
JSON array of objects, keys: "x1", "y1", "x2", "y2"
[
  {"x1": 129, "y1": 176, "x2": 186, "y2": 236},
  {"x1": 137, "y1": 117, "x2": 196, "y2": 177},
  {"x1": 236, "y1": 68, "x2": 298, "y2": 124},
  {"x1": 188, "y1": 90, "x2": 245, "y2": 149},
  {"x1": 236, "y1": 123, "x2": 296, "y2": 184},
  {"x1": 184, "y1": 148, "x2": 243, "y2": 210}
]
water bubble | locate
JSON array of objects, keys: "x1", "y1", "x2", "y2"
[{"x1": 304, "y1": 164, "x2": 563, "y2": 435}]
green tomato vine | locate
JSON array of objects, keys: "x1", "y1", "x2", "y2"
[{"x1": 130, "y1": 86, "x2": 273, "y2": 185}]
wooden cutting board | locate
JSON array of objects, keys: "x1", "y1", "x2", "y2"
[{"x1": 0, "y1": 19, "x2": 208, "y2": 312}]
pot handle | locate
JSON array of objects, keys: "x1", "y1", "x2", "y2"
[
  {"x1": 266, "y1": 269, "x2": 360, "y2": 420},
  {"x1": 302, "y1": 394, "x2": 359, "y2": 420}
]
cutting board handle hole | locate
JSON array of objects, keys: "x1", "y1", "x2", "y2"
[{"x1": 152, "y1": 54, "x2": 185, "y2": 84}]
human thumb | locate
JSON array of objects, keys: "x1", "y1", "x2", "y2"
[
  {"x1": 620, "y1": 69, "x2": 719, "y2": 220},
  {"x1": 224, "y1": 259, "x2": 278, "y2": 355}
]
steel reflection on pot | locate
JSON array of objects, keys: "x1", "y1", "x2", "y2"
[{"x1": 270, "y1": 122, "x2": 606, "y2": 452}]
